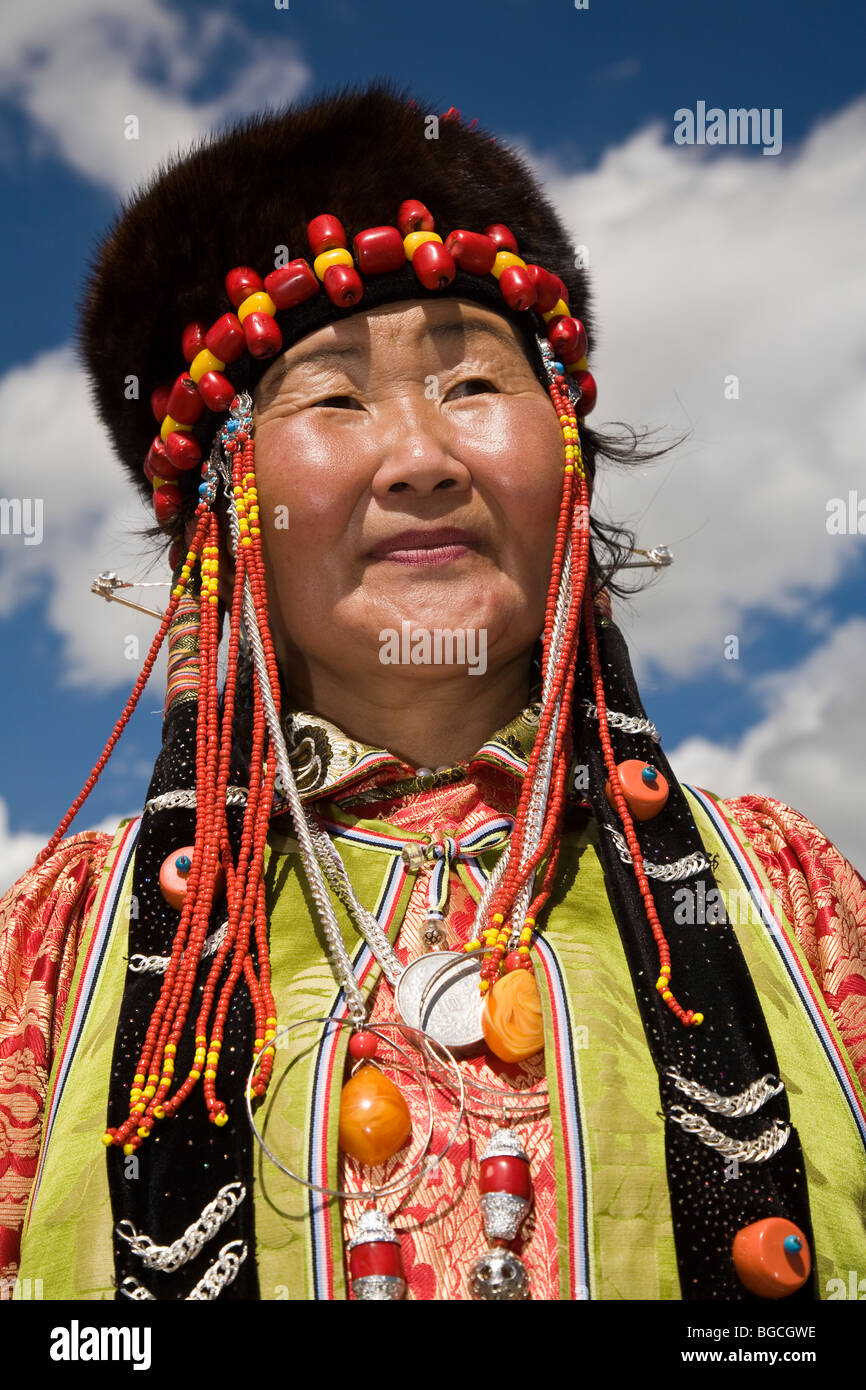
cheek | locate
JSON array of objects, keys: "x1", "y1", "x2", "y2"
[
  {"x1": 470, "y1": 400, "x2": 564, "y2": 545},
  {"x1": 253, "y1": 418, "x2": 359, "y2": 550}
]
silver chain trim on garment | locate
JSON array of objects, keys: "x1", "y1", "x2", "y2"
[
  {"x1": 127, "y1": 921, "x2": 228, "y2": 975},
  {"x1": 115, "y1": 1182, "x2": 245, "y2": 1272},
  {"x1": 581, "y1": 700, "x2": 660, "y2": 743},
  {"x1": 118, "y1": 1241, "x2": 248, "y2": 1301},
  {"x1": 603, "y1": 825, "x2": 709, "y2": 881},
  {"x1": 144, "y1": 786, "x2": 249, "y2": 813},
  {"x1": 667, "y1": 1107, "x2": 791, "y2": 1163},
  {"x1": 667, "y1": 1069, "x2": 785, "y2": 1117}
]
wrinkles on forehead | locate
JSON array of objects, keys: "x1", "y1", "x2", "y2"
[{"x1": 253, "y1": 302, "x2": 536, "y2": 411}]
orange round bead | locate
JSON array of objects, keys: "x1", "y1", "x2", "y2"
[
  {"x1": 481, "y1": 969, "x2": 545, "y2": 1063},
  {"x1": 158, "y1": 846, "x2": 224, "y2": 910},
  {"x1": 338, "y1": 1065, "x2": 411, "y2": 1167},
  {"x1": 605, "y1": 759, "x2": 669, "y2": 822},
  {"x1": 731, "y1": 1218, "x2": 811, "y2": 1299}
]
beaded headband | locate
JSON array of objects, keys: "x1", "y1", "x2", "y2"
[{"x1": 146, "y1": 198, "x2": 598, "y2": 543}]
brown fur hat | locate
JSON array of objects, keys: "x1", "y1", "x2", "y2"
[{"x1": 78, "y1": 78, "x2": 593, "y2": 518}]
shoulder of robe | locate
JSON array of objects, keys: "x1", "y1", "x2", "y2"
[{"x1": 720, "y1": 793, "x2": 866, "y2": 1092}]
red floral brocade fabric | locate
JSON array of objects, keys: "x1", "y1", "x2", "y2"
[
  {"x1": 1, "y1": 795, "x2": 865, "y2": 1296},
  {"x1": 0, "y1": 832, "x2": 112, "y2": 1292}
]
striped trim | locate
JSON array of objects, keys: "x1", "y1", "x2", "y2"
[
  {"x1": 305, "y1": 855, "x2": 409, "y2": 1300},
  {"x1": 686, "y1": 786, "x2": 866, "y2": 1148},
  {"x1": 25, "y1": 817, "x2": 141, "y2": 1225},
  {"x1": 533, "y1": 934, "x2": 592, "y2": 1300}
]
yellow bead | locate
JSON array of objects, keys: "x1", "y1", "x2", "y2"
[
  {"x1": 137, "y1": 1127, "x2": 149, "y2": 1138},
  {"x1": 101, "y1": 1132, "x2": 114, "y2": 1147},
  {"x1": 313, "y1": 247, "x2": 354, "y2": 280},
  {"x1": 543, "y1": 298, "x2": 570, "y2": 323},
  {"x1": 214, "y1": 1111, "x2": 229, "y2": 1127},
  {"x1": 153, "y1": 1105, "x2": 165, "y2": 1119},
  {"x1": 266, "y1": 1016, "x2": 277, "y2": 1026},
  {"x1": 134, "y1": 1073, "x2": 145, "y2": 1086},
  {"x1": 492, "y1": 913, "x2": 505, "y2": 924},
  {"x1": 491, "y1": 250, "x2": 526, "y2": 279},
  {"x1": 189, "y1": 348, "x2": 225, "y2": 381},
  {"x1": 574, "y1": 356, "x2": 588, "y2": 371},
  {"x1": 206, "y1": 1053, "x2": 218, "y2": 1067},
  {"x1": 479, "y1": 980, "x2": 490, "y2": 994},
  {"x1": 189, "y1": 1070, "x2": 201, "y2": 1081},
  {"x1": 402, "y1": 230, "x2": 442, "y2": 261},
  {"x1": 237, "y1": 291, "x2": 277, "y2": 323},
  {"x1": 130, "y1": 1087, "x2": 142, "y2": 1102},
  {"x1": 147, "y1": 1074, "x2": 159, "y2": 1086},
  {"x1": 160, "y1": 413, "x2": 191, "y2": 442},
  {"x1": 518, "y1": 946, "x2": 531, "y2": 956},
  {"x1": 253, "y1": 1038, "x2": 264, "y2": 1050},
  {"x1": 264, "y1": 1029, "x2": 276, "y2": 1041},
  {"x1": 205, "y1": 1068, "x2": 217, "y2": 1080},
  {"x1": 143, "y1": 1085, "x2": 156, "y2": 1099},
  {"x1": 692, "y1": 1012, "x2": 704, "y2": 1026},
  {"x1": 163, "y1": 1058, "x2": 174, "y2": 1074},
  {"x1": 662, "y1": 990, "x2": 673, "y2": 1001},
  {"x1": 164, "y1": 1043, "x2": 176, "y2": 1056},
  {"x1": 133, "y1": 1101, "x2": 146, "y2": 1113},
  {"x1": 123, "y1": 1143, "x2": 135, "y2": 1156}
]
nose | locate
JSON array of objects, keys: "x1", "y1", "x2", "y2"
[{"x1": 370, "y1": 400, "x2": 473, "y2": 498}]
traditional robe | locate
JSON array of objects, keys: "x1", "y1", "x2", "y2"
[{"x1": 3, "y1": 705, "x2": 866, "y2": 1299}]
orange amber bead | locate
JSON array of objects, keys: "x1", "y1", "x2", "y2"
[
  {"x1": 481, "y1": 969, "x2": 545, "y2": 1063},
  {"x1": 338, "y1": 1065, "x2": 411, "y2": 1166}
]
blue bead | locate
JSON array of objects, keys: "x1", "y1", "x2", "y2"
[
  {"x1": 175, "y1": 854, "x2": 192, "y2": 874},
  {"x1": 641, "y1": 765, "x2": 658, "y2": 784},
  {"x1": 225, "y1": 419, "x2": 239, "y2": 433},
  {"x1": 198, "y1": 482, "x2": 209, "y2": 497},
  {"x1": 783, "y1": 1235, "x2": 803, "y2": 1254},
  {"x1": 553, "y1": 360, "x2": 565, "y2": 374}
]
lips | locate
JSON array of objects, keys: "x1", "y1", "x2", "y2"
[{"x1": 368, "y1": 527, "x2": 481, "y2": 561}]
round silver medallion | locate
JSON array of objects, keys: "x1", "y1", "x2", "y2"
[{"x1": 395, "y1": 951, "x2": 484, "y2": 1050}]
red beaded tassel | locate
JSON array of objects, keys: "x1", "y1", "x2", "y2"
[
  {"x1": 583, "y1": 584, "x2": 699, "y2": 1027},
  {"x1": 102, "y1": 428, "x2": 282, "y2": 1155}
]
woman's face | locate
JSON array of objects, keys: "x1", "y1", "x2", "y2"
[{"x1": 251, "y1": 298, "x2": 565, "y2": 699}]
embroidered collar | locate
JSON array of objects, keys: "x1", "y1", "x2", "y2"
[{"x1": 272, "y1": 699, "x2": 542, "y2": 809}]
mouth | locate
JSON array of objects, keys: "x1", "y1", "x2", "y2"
[{"x1": 368, "y1": 528, "x2": 481, "y2": 568}]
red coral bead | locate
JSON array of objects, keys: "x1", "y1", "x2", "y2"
[
  {"x1": 181, "y1": 322, "x2": 207, "y2": 363},
  {"x1": 548, "y1": 315, "x2": 588, "y2": 363},
  {"x1": 264, "y1": 260, "x2": 319, "y2": 309},
  {"x1": 352, "y1": 226, "x2": 405, "y2": 274},
  {"x1": 205, "y1": 313, "x2": 245, "y2": 363},
  {"x1": 552, "y1": 274, "x2": 570, "y2": 307},
  {"x1": 307, "y1": 214, "x2": 346, "y2": 255},
  {"x1": 323, "y1": 263, "x2": 363, "y2": 307},
  {"x1": 483, "y1": 223, "x2": 519, "y2": 254},
  {"x1": 144, "y1": 437, "x2": 180, "y2": 483},
  {"x1": 499, "y1": 265, "x2": 537, "y2": 310},
  {"x1": 504, "y1": 951, "x2": 522, "y2": 973},
  {"x1": 197, "y1": 371, "x2": 236, "y2": 412},
  {"x1": 349, "y1": 1242, "x2": 404, "y2": 1281},
  {"x1": 573, "y1": 369, "x2": 597, "y2": 416},
  {"x1": 225, "y1": 266, "x2": 263, "y2": 308},
  {"x1": 242, "y1": 311, "x2": 282, "y2": 359},
  {"x1": 166, "y1": 375, "x2": 204, "y2": 426},
  {"x1": 605, "y1": 759, "x2": 667, "y2": 821},
  {"x1": 411, "y1": 240, "x2": 456, "y2": 290},
  {"x1": 150, "y1": 383, "x2": 171, "y2": 423},
  {"x1": 164, "y1": 431, "x2": 202, "y2": 471},
  {"x1": 397, "y1": 199, "x2": 434, "y2": 236},
  {"x1": 480, "y1": 1155, "x2": 532, "y2": 1199},
  {"x1": 444, "y1": 229, "x2": 497, "y2": 276},
  {"x1": 153, "y1": 483, "x2": 183, "y2": 525},
  {"x1": 524, "y1": 265, "x2": 561, "y2": 313},
  {"x1": 348, "y1": 1031, "x2": 379, "y2": 1060}
]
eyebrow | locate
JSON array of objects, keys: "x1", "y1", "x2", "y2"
[{"x1": 257, "y1": 316, "x2": 524, "y2": 403}]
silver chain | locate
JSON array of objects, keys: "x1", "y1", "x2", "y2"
[
  {"x1": 667, "y1": 1107, "x2": 791, "y2": 1163},
  {"x1": 603, "y1": 825, "x2": 709, "y2": 881},
  {"x1": 115, "y1": 1181, "x2": 245, "y2": 1272},
  {"x1": 144, "y1": 786, "x2": 249, "y2": 813},
  {"x1": 581, "y1": 700, "x2": 660, "y2": 743},
  {"x1": 119, "y1": 1240, "x2": 247, "y2": 1301},
  {"x1": 667, "y1": 1069, "x2": 784, "y2": 1117},
  {"x1": 128, "y1": 921, "x2": 228, "y2": 975}
]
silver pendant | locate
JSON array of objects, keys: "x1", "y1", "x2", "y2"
[
  {"x1": 467, "y1": 1247, "x2": 530, "y2": 1300},
  {"x1": 395, "y1": 951, "x2": 484, "y2": 1050}
]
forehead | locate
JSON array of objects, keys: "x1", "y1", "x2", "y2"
[{"x1": 256, "y1": 298, "x2": 531, "y2": 393}]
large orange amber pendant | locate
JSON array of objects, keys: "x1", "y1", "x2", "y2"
[
  {"x1": 338, "y1": 1064, "x2": 412, "y2": 1166},
  {"x1": 481, "y1": 970, "x2": 545, "y2": 1063}
]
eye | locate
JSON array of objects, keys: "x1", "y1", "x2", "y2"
[
  {"x1": 446, "y1": 378, "x2": 498, "y2": 399},
  {"x1": 310, "y1": 395, "x2": 363, "y2": 409}
]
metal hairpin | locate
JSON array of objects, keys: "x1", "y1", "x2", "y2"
[
  {"x1": 620, "y1": 545, "x2": 674, "y2": 570},
  {"x1": 90, "y1": 571, "x2": 170, "y2": 619}
]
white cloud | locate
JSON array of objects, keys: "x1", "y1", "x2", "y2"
[
  {"x1": 0, "y1": 345, "x2": 170, "y2": 691},
  {"x1": 0, "y1": 0, "x2": 311, "y2": 193},
  {"x1": 523, "y1": 99, "x2": 866, "y2": 681},
  {"x1": 667, "y1": 618, "x2": 866, "y2": 873}
]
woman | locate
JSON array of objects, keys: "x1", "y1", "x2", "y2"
[{"x1": 2, "y1": 82, "x2": 865, "y2": 1303}]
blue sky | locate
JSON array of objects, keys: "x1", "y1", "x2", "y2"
[{"x1": 1, "y1": 0, "x2": 864, "y2": 886}]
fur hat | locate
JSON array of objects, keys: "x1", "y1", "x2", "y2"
[{"x1": 78, "y1": 78, "x2": 593, "y2": 516}]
